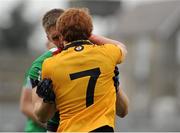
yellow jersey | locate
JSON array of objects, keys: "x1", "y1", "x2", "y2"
[{"x1": 42, "y1": 40, "x2": 123, "y2": 132}]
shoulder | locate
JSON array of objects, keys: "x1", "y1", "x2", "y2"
[
  {"x1": 28, "y1": 50, "x2": 55, "y2": 79},
  {"x1": 31, "y1": 48, "x2": 60, "y2": 67},
  {"x1": 33, "y1": 49, "x2": 55, "y2": 64}
]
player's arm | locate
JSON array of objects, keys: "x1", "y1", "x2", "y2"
[
  {"x1": 20, "y1": 76, "x2": 46, "y2": 127},
  {"x1": 33, "y1": 86, "x2": 56, "y2": 123},
  {"x1": 33, "y1": 60, "x2": 56, "y2": 123},
  {"x1": 89, "y1": 34, "x2": 127, "y2": 61},
  {"x1": 116, "y1": 87, "x2": 129, "y2": 118},
  {"x1": 27, "y1": 62, "x2": 55, "y2": 123},
  {"x1": 20, "y1": 88, "x2": 37, "y2": 121},
  {"x1": 113, "y1": 67, "x2": 129, "y2": 117}
]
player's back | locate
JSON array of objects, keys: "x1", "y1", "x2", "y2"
[{"x1": 42, "y1": 40, "x2": 122, "y2": 132}]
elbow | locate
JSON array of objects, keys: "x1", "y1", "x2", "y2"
[
  {"x1": 124, "y1": 48, "x2": 128, "y2": 57},
  {"x1": 116, "y1": 97, "x2": 129, "y2": 118},
  {"x1": 119, "y1": 108, "x2": 128, "y2": 118},
  {"x1": 116, "y1": 89, "x2": 129, "y2": 118},
  {"x1": 121, "y1": 48, "x2": 127, "y2": 62},
  {"x1": 120, "y1": 99, "x2": 129, "y2": 118}
]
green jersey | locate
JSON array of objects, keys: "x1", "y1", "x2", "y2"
[{"x1": 23, "y1": 48, "x2": 60, "y2": 132}]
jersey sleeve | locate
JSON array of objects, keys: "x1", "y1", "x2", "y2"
[
  {"x1": 28, "y1": 64, "x2": 41, "y2": 81},
  {"x1": 22, "y1": 69, "x2": 32, "y2": 89},
  {"x1": 28, "y1": 51, "x2": 53, "y2": 88},
  {"x1": 104, "y1": 44, "x2": 123, "y2": 64},
  {"x1": 24, "y1": 64, "x2": 40, "y2": 89}
]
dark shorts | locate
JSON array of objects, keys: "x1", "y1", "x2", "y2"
[{"x1": 90, "y1": 125, "x2": 114, "y2": 132}]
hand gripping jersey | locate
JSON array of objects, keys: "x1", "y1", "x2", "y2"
[
  {"x1": 23, "y1": 47, "x2": 61, "y2": 132},
  {"x1": 42, "y1": 40, "x2": 124, "y2": 132}
]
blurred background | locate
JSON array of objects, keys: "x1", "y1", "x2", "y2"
[{"x1": 0, "y1": 0, "x2": 180, "y2": 131}]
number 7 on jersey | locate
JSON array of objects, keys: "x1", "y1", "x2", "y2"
[{"x1": 70, "y1": 68, "x2": 101, "y2": 107}]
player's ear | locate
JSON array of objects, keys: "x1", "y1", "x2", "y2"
[{"x1": 58, "y1": 34, "x2": 64, "y2": 48}]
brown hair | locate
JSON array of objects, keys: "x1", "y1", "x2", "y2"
[
  {"x1": 56, "y1": 8, "x2": 93, "y2": 42},
  {"x1": 42, "y1": 9, "x2": 64, "y2": 32}
]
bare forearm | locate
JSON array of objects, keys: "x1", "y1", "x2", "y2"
[
  {"x1": 89, "y1": 34, "x2": 126, "y2": 49},
  {"x1": 90, "y1": 34, "x2": 119, "y2": 44},
  {"x1": 89, "y1": 34, "x2": 127, "y2": 60},
  {"x1": 20, "y1": 89, "x2": 46, "y2": 127},
  {"x1": 33, "y1": 87, "x2": 56, "y2": 123},
  {"x1": 116, "y1": 88, "x2": 129, "y2": 118},
  {"x1": 21, "y1": 102, "x2": 46, "y2": 127},
  {"x1": 34, "y1": 100, "x2": 56, "y2": 123},
  {"x1": 21, "y1": 102, "x2": 37, "y2": 122}
]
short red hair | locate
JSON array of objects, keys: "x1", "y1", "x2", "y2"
[{"x1": 56, "y1": 8, "x2": 93, "y2": 42}]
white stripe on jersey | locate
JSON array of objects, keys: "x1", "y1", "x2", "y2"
[{"x1": 49, "y1": 47, "x2": 58, "y2": 52}]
